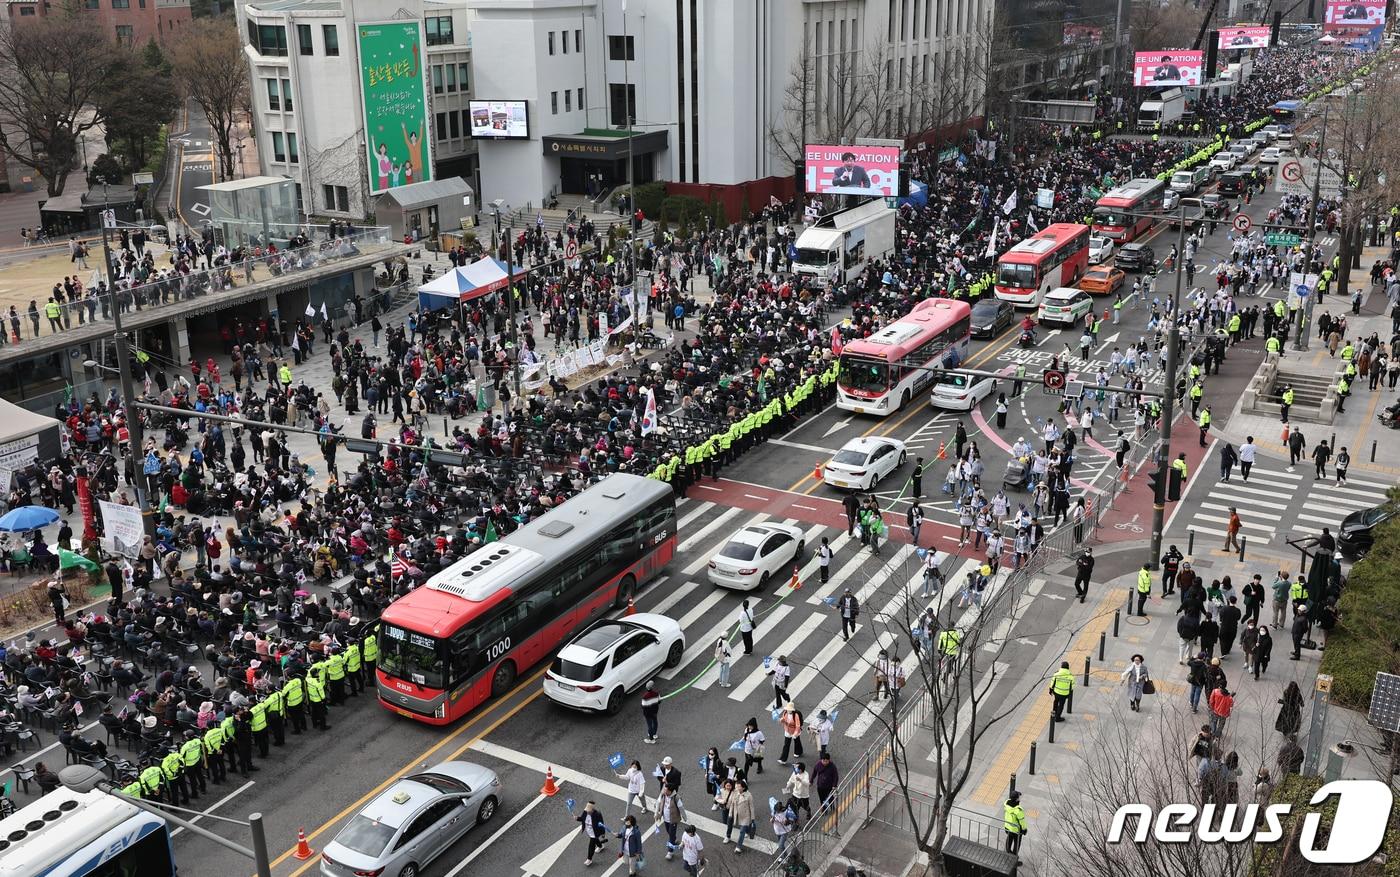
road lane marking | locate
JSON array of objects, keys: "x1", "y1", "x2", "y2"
[{"x1": 445, "y1": 790, "x2": 556, "y2": 876}]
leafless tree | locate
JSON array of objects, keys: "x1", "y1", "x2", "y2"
[
  {"x1": 769, "y1": 41, "x2": 912, "y2": 167},
  {"x1": 0, "y1": 16, "x2": 123, "y2": 195},
  {"x1": 1128, "y1": 0, "x2": 1202, "y2": 53},
  {"x1": 167, "y1": 19, "x2": 249, "y2": 181}
]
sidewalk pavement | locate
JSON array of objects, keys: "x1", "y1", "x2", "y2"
[{"x1": 942, "y1": 551, "x2": 1381, "y2": 875}]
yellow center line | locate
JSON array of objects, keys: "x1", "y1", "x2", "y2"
[
  {"x1": 263, "y1": 668, "x2": 549, "y2": 873},
  {"x1": 785, "y1": 320, "x2": 1024, "y2": 494}
]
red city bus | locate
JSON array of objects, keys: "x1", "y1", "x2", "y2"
[
  {"x1": 1093, "y1": 178, "x2": 1167, "y2": 242},
  {"x1": 992, "y1": 223, "x2": 1092, "y2": 309},
  {"x1": 376, "y1": 473, "x2": 677, "y2": 724}
]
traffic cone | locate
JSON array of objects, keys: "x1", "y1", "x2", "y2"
[
  {"x1": 789, "y1": 567, "x2": 801, "y2": 590},
  {"x1": 813, "y1": 462, "x2": 823, "y2": 481},
  {"x1": 625, "y1": 596, "x2": 637, "y2": 616},
  {"x1": 1281, "y1": 423, "x2": 1290, "y2": 443},
  {"x1": 936, "y1": 441, "x2": 947, "y2": 461},
  {"x1": 292, "y1": 827, "x2": 315, "y2": 861},
  {"x1": 541, "y1": 766, "x2": 560, "y2": 796}
]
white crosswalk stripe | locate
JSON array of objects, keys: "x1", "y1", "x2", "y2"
[{"x1": 1179, "y1": 459, "x2": 1393, "y2": 543}]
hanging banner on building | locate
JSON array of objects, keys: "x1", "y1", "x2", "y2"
[
  {"x1": 99, "y1": 500, "x2": 143, "y2": 558},
  {"x1": 1324, "y1": 0, "x2": 1386, "y2": 30},
  {"x1": 1132, "y1": 51, "x2": 1204, "y2": 87},
  {"x1": 1218, "y1": 26, "x2": 1272, "y2": 49},
  {"x1": 1062, "y1": 24, "x2": 1104, "y2": 45},
  {"x1": 804, "y1": 145, "x2": 901, "y2": 197},
  {"x1": 358, "y1": 21, "x2": 433, "y2": 195}
]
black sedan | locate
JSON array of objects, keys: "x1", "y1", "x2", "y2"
[
  {"x1": 970, "y1": 298, "x2": 1015, "y2": 338},
  {"x1": 1337, "y1": 503, "x2": 1397, "y2": 558}
]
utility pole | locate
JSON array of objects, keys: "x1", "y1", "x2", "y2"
[
  {"x1": 98, "y1": 199, "x2": 152, "y2": 534},
  {"x1": 1294, "y1": 100, "x2": 1329, "y2": 352},
  {"x1": 622, "y1": 0, "x2": 636, "y2": 291},
  {"x1": 1148, "y1": 201, "x2": 1192, "y2": 570}
]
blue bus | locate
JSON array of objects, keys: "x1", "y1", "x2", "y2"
[
  {"x1": 1270, "y1": 100, "x2": 1303, "y2": 129},
  {"x1": 0, "y1": 787, "x2": 175, "y2": 877}
]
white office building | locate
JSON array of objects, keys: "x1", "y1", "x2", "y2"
[
  {"x1": 233, "y1": 0, "x2": 478, "y2": 224},
  {"x1": 467, "y1": 0, "x2": 995, "y2": 210}
]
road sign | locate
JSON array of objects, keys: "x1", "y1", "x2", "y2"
[
  {"x1": 1274, "y1": 156, "x2": 1343, "y2": 199},
  {"x1": 1279, "y1": 160, "x2": 1305, "y2": 184},
  {"x1": 1042, "y1": 369, "x2": 1066, "y2": 394},
  {"x1": 101, "y1": 209, "x2": 116, "y2": 229},
  {"x1": 1232, "y1": 213, "x2": 1252, "y2": 233},
  {"x1": 1266, "y1": 232, "x2": 1301, "y2": 246}
]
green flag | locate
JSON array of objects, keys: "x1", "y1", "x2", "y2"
[
  {"x1": 59, "y1": 548, "x2": 99, "y2": 572},
  {"x1": 484, "y1": 521, "x2": 499, "y2": 544}
]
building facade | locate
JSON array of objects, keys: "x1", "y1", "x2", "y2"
[
  {"x1": 233, "y1": 0, "x2": 477, "y2": 221},
  {"x1": 466, "y1": 0, "x2": 994, "y2": 211},
  {"x1": 5, "y1": 0, "x2": 192, "y2": 46}
]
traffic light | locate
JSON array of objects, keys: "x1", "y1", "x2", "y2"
[
  {"x1": 1167, "y1": 464, "x2": 1183, "y2": 502},
  {"x1": 1148, "y1": 466, "x2": 1164, "y2": 501}
]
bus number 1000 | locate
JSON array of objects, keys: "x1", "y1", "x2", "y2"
[{"x1": 485, "y1": 638, "x2": 512, "y2": 662}]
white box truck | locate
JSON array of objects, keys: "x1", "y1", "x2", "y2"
[
  {"x1": 1138, "y1": 88, "x2": 1186, "y2": 128},
  {"x1": 792, "y1": 200, "x2": 897, "y2": 284}
]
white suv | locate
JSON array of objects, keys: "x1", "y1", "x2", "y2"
[{"x1": 543, "y1": 615, "x2": 685, "y2": 714}]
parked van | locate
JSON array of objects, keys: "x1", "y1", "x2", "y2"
[{"x1": 1170, "y1": 166, "x2": 1211, "y2": 194}]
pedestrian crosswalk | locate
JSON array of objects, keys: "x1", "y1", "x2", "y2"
[
  {"x1": 631, "y1": 496, "x2": 1015, "y2": 744},
  {"x1": 1177, "y1": 457, "x2": 1394, "y2": 546}
]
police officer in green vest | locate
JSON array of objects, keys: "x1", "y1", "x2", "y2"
[
  {"x1": 160, "y1": 746, "x2": 190, "y2": 804},
  {"x1": 1004, "y1": 791, "x2": 1028, "y2": 856},
  {"x1": 327, "y1": 648, "x2": 348, "y2": 706},
  {"x1": 362, "y1": 625, "x2": 379, "y2": 680},
  {"x1": 307, "y1": 671, "x2": 330, "y2": 731},
  {"x1": 1189, "y1": 380, "x2": 1205, "y2": 419},
  {"x1": 179, "y1": 730, "x2": 207, "y2": 799},
  {"x1": 139, "y1": 759, "x2": 165, "y2": 802},
  {"x1": 249, "y1": 697, "x2": 269, "y2": 758},
  {"x1": 1136, "y1": 564, "x2": 1153, "y2": 617},
  {"x1": 1281, "y1": 385, "x2": 1295, "y2": 422},
  {"x1": 1336, "y1": 375, "x2": 1350, "y2": 412},
  {"x1": 1266, "y1": 334, "x2": 1281, "y2": 356},
  {"x1": 1289, "y1": 576, "x2": 1308, "y2": 606},
  {"x1": 219, "y1": 713, "x2": 239, "y2": 776},
  {"x1": 265, "y1": 686, "x2": 286, "y2": 747},
  {"x1": 203, "y1": 720, "x2": 228, "y2": 784},
  {"x1": 1050, "y1": 661, "x2": 1075, "y2": 721},
  {"x1": 345, "y1": 638, "x2": 363, "y2": 696},
  {"x1": 121, "y1": 776, "x2": 145, "y2": 798},
  {"x1": 283, "y1": 673, "x2": 307, "y2": 734}
]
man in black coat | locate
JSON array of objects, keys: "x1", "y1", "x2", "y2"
[
  {"x1": 841, "y1": 493, "x2": 860, "y2": 536},
  {"x1": 1218, "y1": 596, "x2": 1242, "y2": 658},
  {"x1": 106, "y1": 560, "x2": 124, "y2": 607},
  {"x1": 837, "y1": 589, "x2": 860, "y2": 641},
  {"x1": 1071, "y1": 548, "x2": 1094, "y2": 603}
]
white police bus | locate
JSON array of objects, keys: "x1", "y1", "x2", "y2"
[{"x1": 0, "y1": 787, "x2": 175, "y2": 877}]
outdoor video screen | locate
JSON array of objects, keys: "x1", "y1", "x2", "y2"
[{"x1": 469, "y1": 100, "x2": 530, "y2": 140}]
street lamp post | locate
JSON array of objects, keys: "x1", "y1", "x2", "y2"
[
  {"x1": 96, "y1": 203, "x2": 151, "y2": 526},
  {"x1": 1294, "y1": 100, "x2": 1331, "y2": 352},
  {"x1": 490, "y1": 199, "x2": 522, "y2": 406},
  {"x1": 1147, "y1": 201, "x2": 1192, "y2": 570},
  {"x1": 59, "y1": 764, "x2": 272, "y2": 877}
]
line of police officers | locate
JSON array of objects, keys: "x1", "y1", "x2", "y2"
[{"x1": 123, "y1": 627, "x2": 380, "y2": 805}]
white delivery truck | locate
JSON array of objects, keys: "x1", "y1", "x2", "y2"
[
  {"x1": 792, "y1": 200, "x2": 896, "y2": 284},
  {"x1": 1137, "y1": 88, "x2": 1186, "y2": 129}
]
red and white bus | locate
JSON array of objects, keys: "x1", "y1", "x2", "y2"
[
  {"x1": 1093, "y1": 178, "x2": 1167, "y2": 242},
  {"x1": 376, "y1": 473, "x2": 677, "y2": 725},
  {"x1": 836, "y1": 298, "x2": 972, "y2": 416},
  {"x1": 992, "y1": 223, "x2": 1092, "y2": 309}
]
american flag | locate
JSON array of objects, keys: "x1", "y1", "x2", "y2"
[{"x1": 390, "y1": 552, "x2": 409, "y2": 580}]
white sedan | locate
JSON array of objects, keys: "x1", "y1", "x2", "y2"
[
  {"x1": 822, "y1": 436, "x2": 907, "y2": 491},
  {"x1": 544, "y1": 614, "x2": 685, "y2": 714},
  {"x1": 708, "y1": 522, "x2": 806, "y2": 590},
  {"x1": 1088, "y1": 235, "x2": 1114, "y2": 265}
]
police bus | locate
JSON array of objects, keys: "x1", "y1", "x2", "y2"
[
  {"x1": 375, "y1": 473, "x2": 677, "y2": 725},
  {"x1": 0, "y1": 787, "x2": 176, "y2": 877}
]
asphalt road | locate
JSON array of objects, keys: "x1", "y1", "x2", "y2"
[
  {"x1": 172, "y1": 98, "x2": 214, "y2": 234},
  {"x1": 172, "y1": 147, "x2": 1334, "y2": 877}
]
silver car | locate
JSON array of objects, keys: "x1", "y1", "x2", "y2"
[{"x1": 319, "y1": 761, "x2": 501, "y2": 877}]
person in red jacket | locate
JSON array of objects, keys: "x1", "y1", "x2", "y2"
[{"x1": 1207, "y1": 686, "x2": 1234, "y2": 738}]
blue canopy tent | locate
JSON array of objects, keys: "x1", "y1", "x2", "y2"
[
  {"x1": 899, "y1": 180, "x2": 929, "y2": 209},
  {"x1": 416, "y1": 257, "x2": 527, "y2": 311}
]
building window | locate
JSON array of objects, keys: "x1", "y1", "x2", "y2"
[
  {"x1": 550, "y1": 91, "x2": 558, "y2": 115},
  {"x1": 607, "y1": 35, "x2": 635, "y2": 60},
  {"x1": 271, "y1": 132, "x2": 286, "y2": 163},
  {"x1": 18, "y1": 6, "x2": 34, "y2": 14},
  {"x1": 432, "y1": 65, "x2": 444, "y2": 94},
  {"x1": 294, "y1": 183, "x2": 303, "y2": 214},
  {"x1": 445, "y1": 63, "x2": 456, "y2": 92},
  {"x1": 578, "y1": 87, "x2": 584, "y2": 112},
  {"x1": 575, "y1": 29, "x2": 582, "y2": 52},
  {"x1": 287, "y1": 132, "x2": 298, "y2": 164},
  {"x1": 449, "y1": 112, "x2": 459, "y2": 138},
  {"x1": 323, "y1": 24, "x2": 339, "y2": 55},
  {"x1": 114, "y1": 24, "x2": 133, "y2": 44},
  {"x1": 84, "y1": 0, "x2": 98, "y2": 7},
  {"x1": 322, "y1": 184, "x2": 349, "y2": 213},
  {"x1": 281, "y1": 79, "x2": 292, "y2": 110},
  {"x1": 564, "y1": 89, "x2": 571, "y2": 112},
  {"x1": 458, "y1": 63, "x2": 469, "y2": 92},
  {"x1": 297, "y1": 24, "x2": 313, "y2": 55},
  {"x1": 436, "y1": 112, "x2": 447, "y2": 141},
  {"x1": 111, "y1": 0, "x2": 128, "y2": 8},
  {"x1": 561, "y1": 29, "x2": 568, "y2": 53},
  {"x1": 424, "y1": 15, "x2": 453, "y2": 46},
  {"x1": 266, "y1": 78, "x2": 280, "y2": 111},
  {"x1": 251, "y1": 23, "x2": 288, "y2": 56},
  {"x1": 548, "y1": 31, "x2": 555, "y2": 55},
  {"x1": 608, "y1": 83, "x2": 635, "y2": 126}
]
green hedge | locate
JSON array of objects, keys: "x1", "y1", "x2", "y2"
[
  {"x1": 1254, "y1": 773, "x2": 1400, "y2": 875},
  {"x1": 631, "y1": 182, "x2": 667, "y2": 220},
  {"x1": 1318, "y1": 492, "x2": 1400, "y2": 708}
]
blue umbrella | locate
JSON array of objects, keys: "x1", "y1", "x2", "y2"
[{"x1": 0, "y1": 505, "x2": 60, "y2": 532}]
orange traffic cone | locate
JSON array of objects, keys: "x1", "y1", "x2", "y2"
[
  {"x1": 541, "y1": 766, "x2": 560, "y2": 796},
  {"x1": 936, "y1": 441, "x2": 947, "y2": 461},
  {"x1": 293, "y1": 827, "x2": 315, "y2": 861},
  {"x1": 789, "y1": 567, "x2": 801, "y2": 590},
  {"x1": 1281, "y1": 423, "x2": 1290, "y2": 443},
  {"x1": 813, "y1": 462, "x2": 823, "y2": 481},
  {"x1": 625, "y1": 596, "x2": 637, "y2": 616}
]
